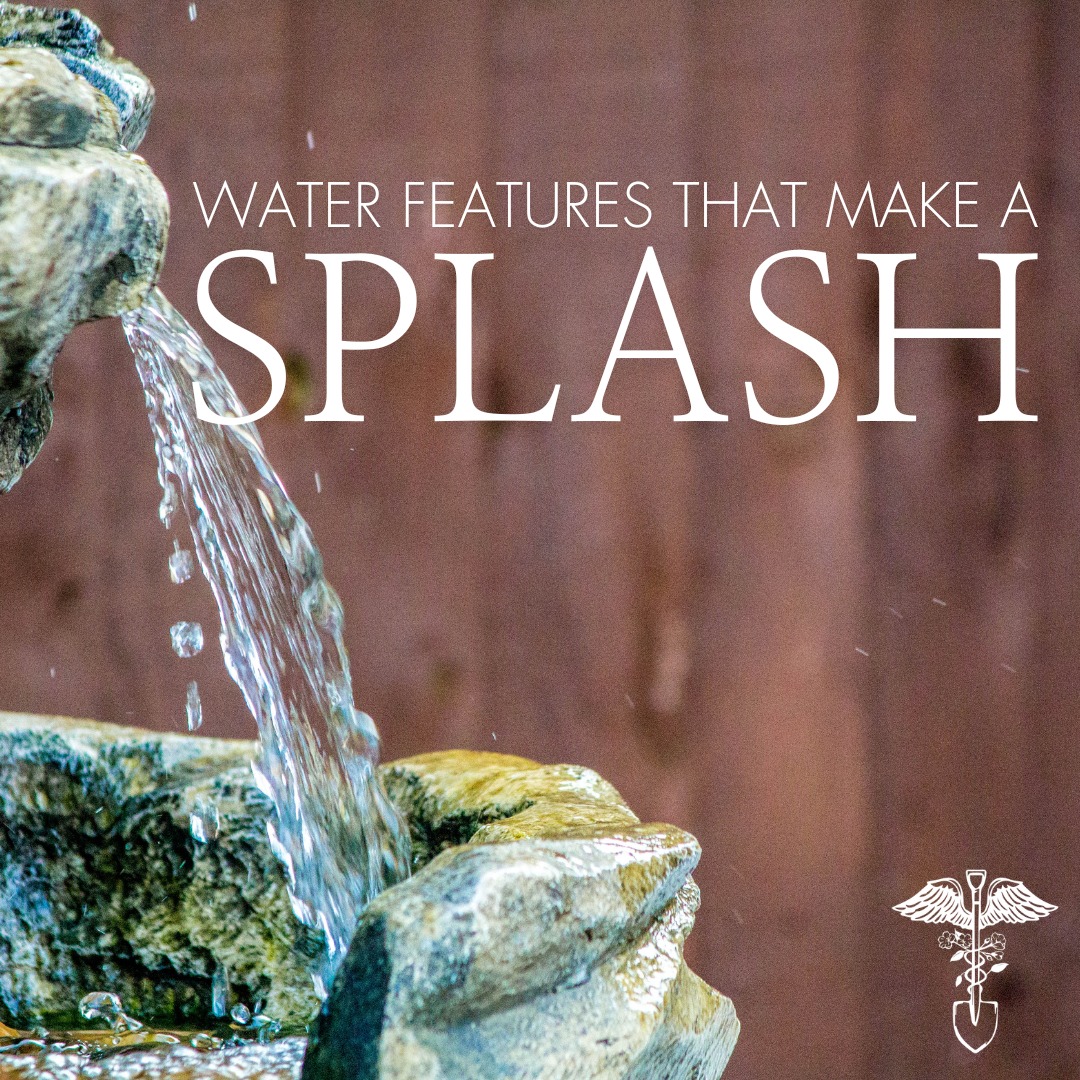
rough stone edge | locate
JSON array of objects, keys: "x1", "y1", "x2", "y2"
[
  {"x1": 0, "y1": 3, "x2": 153, "y2": 148},
  {"x1": 0, "y1": 712, "x2": 325, "y2": 1026},
  {"x1": 0, "y1": 711, "x2": 253, "y2": 774},
  {"x1": 0, "y1": 717, "x2": 739, "y2": 1076},
  {"x1": 306, "y1": 750, "x2": 740, "y2": 1080},
  {"x1": 0, "y1": 4, "x2": 167, "y2": 491},
  {"x1": 0, "y1": 380, "x2": 51, "y2": 493}
]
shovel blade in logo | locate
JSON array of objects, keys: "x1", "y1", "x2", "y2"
[
  {"x1": 952, "y1": 998, "x2": 998, "y2": 1054},
  {"x1": 893, "y1": 870, "x2": 1055, "y2": 1054}
]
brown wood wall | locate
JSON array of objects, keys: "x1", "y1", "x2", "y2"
[{"x1": 1, "y1": 3, "x2": 1075, "y2": 1078}]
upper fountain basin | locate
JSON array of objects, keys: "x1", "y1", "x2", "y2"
[{"x1": 0, "y1": 3, "x2": 168, "y2": 491}]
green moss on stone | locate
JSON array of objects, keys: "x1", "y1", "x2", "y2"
[{"x1": 0, "y1": 715, "x2": 320, "y2": 1028}]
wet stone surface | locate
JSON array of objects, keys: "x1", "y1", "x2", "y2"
[
  {"x1": 0, "y1": 715, "x2": 738, "y2": 1078},
  {"x1": 304, "y1": 751, "x2": 740, "y2": 1080},
  {"x1": 0, "y1": 713, "x2": 323, "y2": 1030},
  {"x1": 0, "y1": 1036, "x2": 307, "y2": 1080},
  {"x1": 0, "y1": 3, "x2": 167, "y2": 490}
]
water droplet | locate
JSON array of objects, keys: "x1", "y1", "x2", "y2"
[
  {"x1": 190, "y1": 797, "x2": 219, "y2": 843},
  {"x1": 115, "y1": 1010, "x2": 144, "y2": 1033},
  {"x1": 158, "y1": 480, "x2": 178, "y2": 527},
  {"x1": 79, "y1": 991, "x2": 121, "y2": 1026},
  {"x1": 49, "y1": 667, "x2": 55, "y2": 679},
  {"x1": 314, "y1": 470, "x2": 322, "y2": 493},
  {"x1": 170, "y1": 620, "x2": 203, "y2": 657},
  {"x1": 188, "y1": 2, "x2": 197, "y2": 20},
  {"x1": 186, "y1": 680, "x2": 203, "y2": 731},
  {"x1": 306, "y1": 130, "x2": 315, "y2": 150},
  {"x1": 230, "y1": 1003, "x2": 251, "y2": 1026},
  {"x1": 211, "y1": 964, "x2": 228, "y2": 1018},
  {"x1": 254, "y1": 1014, "x2": 281, "y2": 1042},
  {"x1": 169, "y1": 540, "x2": 194, "y2": 584}
]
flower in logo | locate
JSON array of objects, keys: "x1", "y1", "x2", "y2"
[
  {"x1": 937, "y1": 929, "x2": 971, "y2": 950},
  {"x1": 894, "y1": 873, "x2": 1057, "y2": 1054},
  {"x1": 982, "y1": 931, "x2": 1007, "y2": 963}
]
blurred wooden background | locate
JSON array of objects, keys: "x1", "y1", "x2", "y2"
[{"x1": 1, "y1": 2, "x2": 1076, "y2": 1077}]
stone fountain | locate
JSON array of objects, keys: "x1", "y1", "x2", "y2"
[
  {"x1": 0, "y1": 2, "x2": 166, "y2": 490},
  {"x1": 0, "y1": 6, "x2": 738, "y2": 1077}
]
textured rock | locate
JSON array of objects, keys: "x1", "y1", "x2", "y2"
[
  {"x1": 0, "y1": 4, "x2": 168, "y2": 490},
  {"x1": 0, "y1": 713, "x2": 322, "y2": 1029},
  {"x1": 0, "y1": 3, "x2": 153, "y2": 149},
  {"x1": 304, "y1": 752, "x2": 739, "y2": 1080},
  {"x1": 0, "y1": 715, "x2": 738, "y2": 1078},
  {"x1": 0, "y1": 378, "x2": 51, "y2": 494},
  {"x1": 0, "y1": 45, "x2": 110, "y2": 148}
]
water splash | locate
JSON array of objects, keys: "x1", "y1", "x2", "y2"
[
  {"x1": 79, "y1": 992, "x2": 144, "y2": 1034},
  {"x1": 123, "y1": 289, "x2": 410, "y2": 984},
  {"x1": 190, "y1": 797, "x2": 219, "y2": 844},
  {"x1": 185, "y1": 679, "x2": 203, "y2": 731},
  {"x1": 170, "y1": 620, "x2": 203, "y2": 658},
  {"x1": 159, "y1": 479, "x2": 179, "y2": 527},
  {"x1": 79, "y1": 992, "x2": 121, "y2": 1027},
  {"x1": 0, "y1": 1036, "x2": 305, "y2": 1078},
  {"x1": 210, "y1": 965, "x2": 228, "y2": 1019},
  {"x1": 169, "y1": 540, "x2": 194, "y2": 584}
]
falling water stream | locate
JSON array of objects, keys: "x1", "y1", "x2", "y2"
[
  {"x1": 0, "y1": 288, "x2": 409, "y2": 1071},
  {"x1": 121, "y1": 288, "x2": 412, "y2": 990}
]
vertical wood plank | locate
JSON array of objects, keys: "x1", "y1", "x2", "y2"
[
  {"x1": 683, "y1": 5, "x2": 871, "y2": 1077},
  {"x1": 481, "y1": 0, "x2": 699, "y2": 832},
  {"x1": 276, "y1": 0, "x2": 492, "y2": 759},
  {"x1": 861, "y1": 3, "x2": 1051, "y2": 1078},
  {"x1": 1011, "y1": 2, "x2": 1080, "y2": 1076}
]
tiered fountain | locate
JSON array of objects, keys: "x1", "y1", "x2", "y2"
[{"x1": 0, "y1": 6, "x2": 738, "y2": 1078}]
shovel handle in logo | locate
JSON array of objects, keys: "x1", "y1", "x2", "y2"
[
  {"x1": 953, "y1": 869, "x2": 998, "y2": 1054},
  {"x1": 894, "y1": 868, "x2": 1054, "y2": 1055}
]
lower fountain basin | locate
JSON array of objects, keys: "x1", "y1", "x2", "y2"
[{"x1": 0, "y1": 713, "x2": 737, "y2": 1078}]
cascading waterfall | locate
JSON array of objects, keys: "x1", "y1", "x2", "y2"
[{"x1": 122, "y1": 288, "x2": 411, "y2": 991}]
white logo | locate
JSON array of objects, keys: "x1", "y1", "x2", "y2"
[{"x1": 893, "y1": 870, "x2": 1056, "y2": 1053}]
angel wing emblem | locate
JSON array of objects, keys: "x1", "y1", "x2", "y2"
[
  {"x1": 982, "y1": 879, "x2": 1058, "y2": 926},
  {"x1": 893, "y1": 869, "x2": 1057, "y2": 1054},
  {"x1": 893, "y1": 878, "x2": 972, "y2": 928},
  {"x1": 893, "y1": 876, "x2": 1056, "y2": 929}
]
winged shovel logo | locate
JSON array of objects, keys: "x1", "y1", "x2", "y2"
[{"x1": 893, "y1": 870, "x2": 1056, "y2": 1053}]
